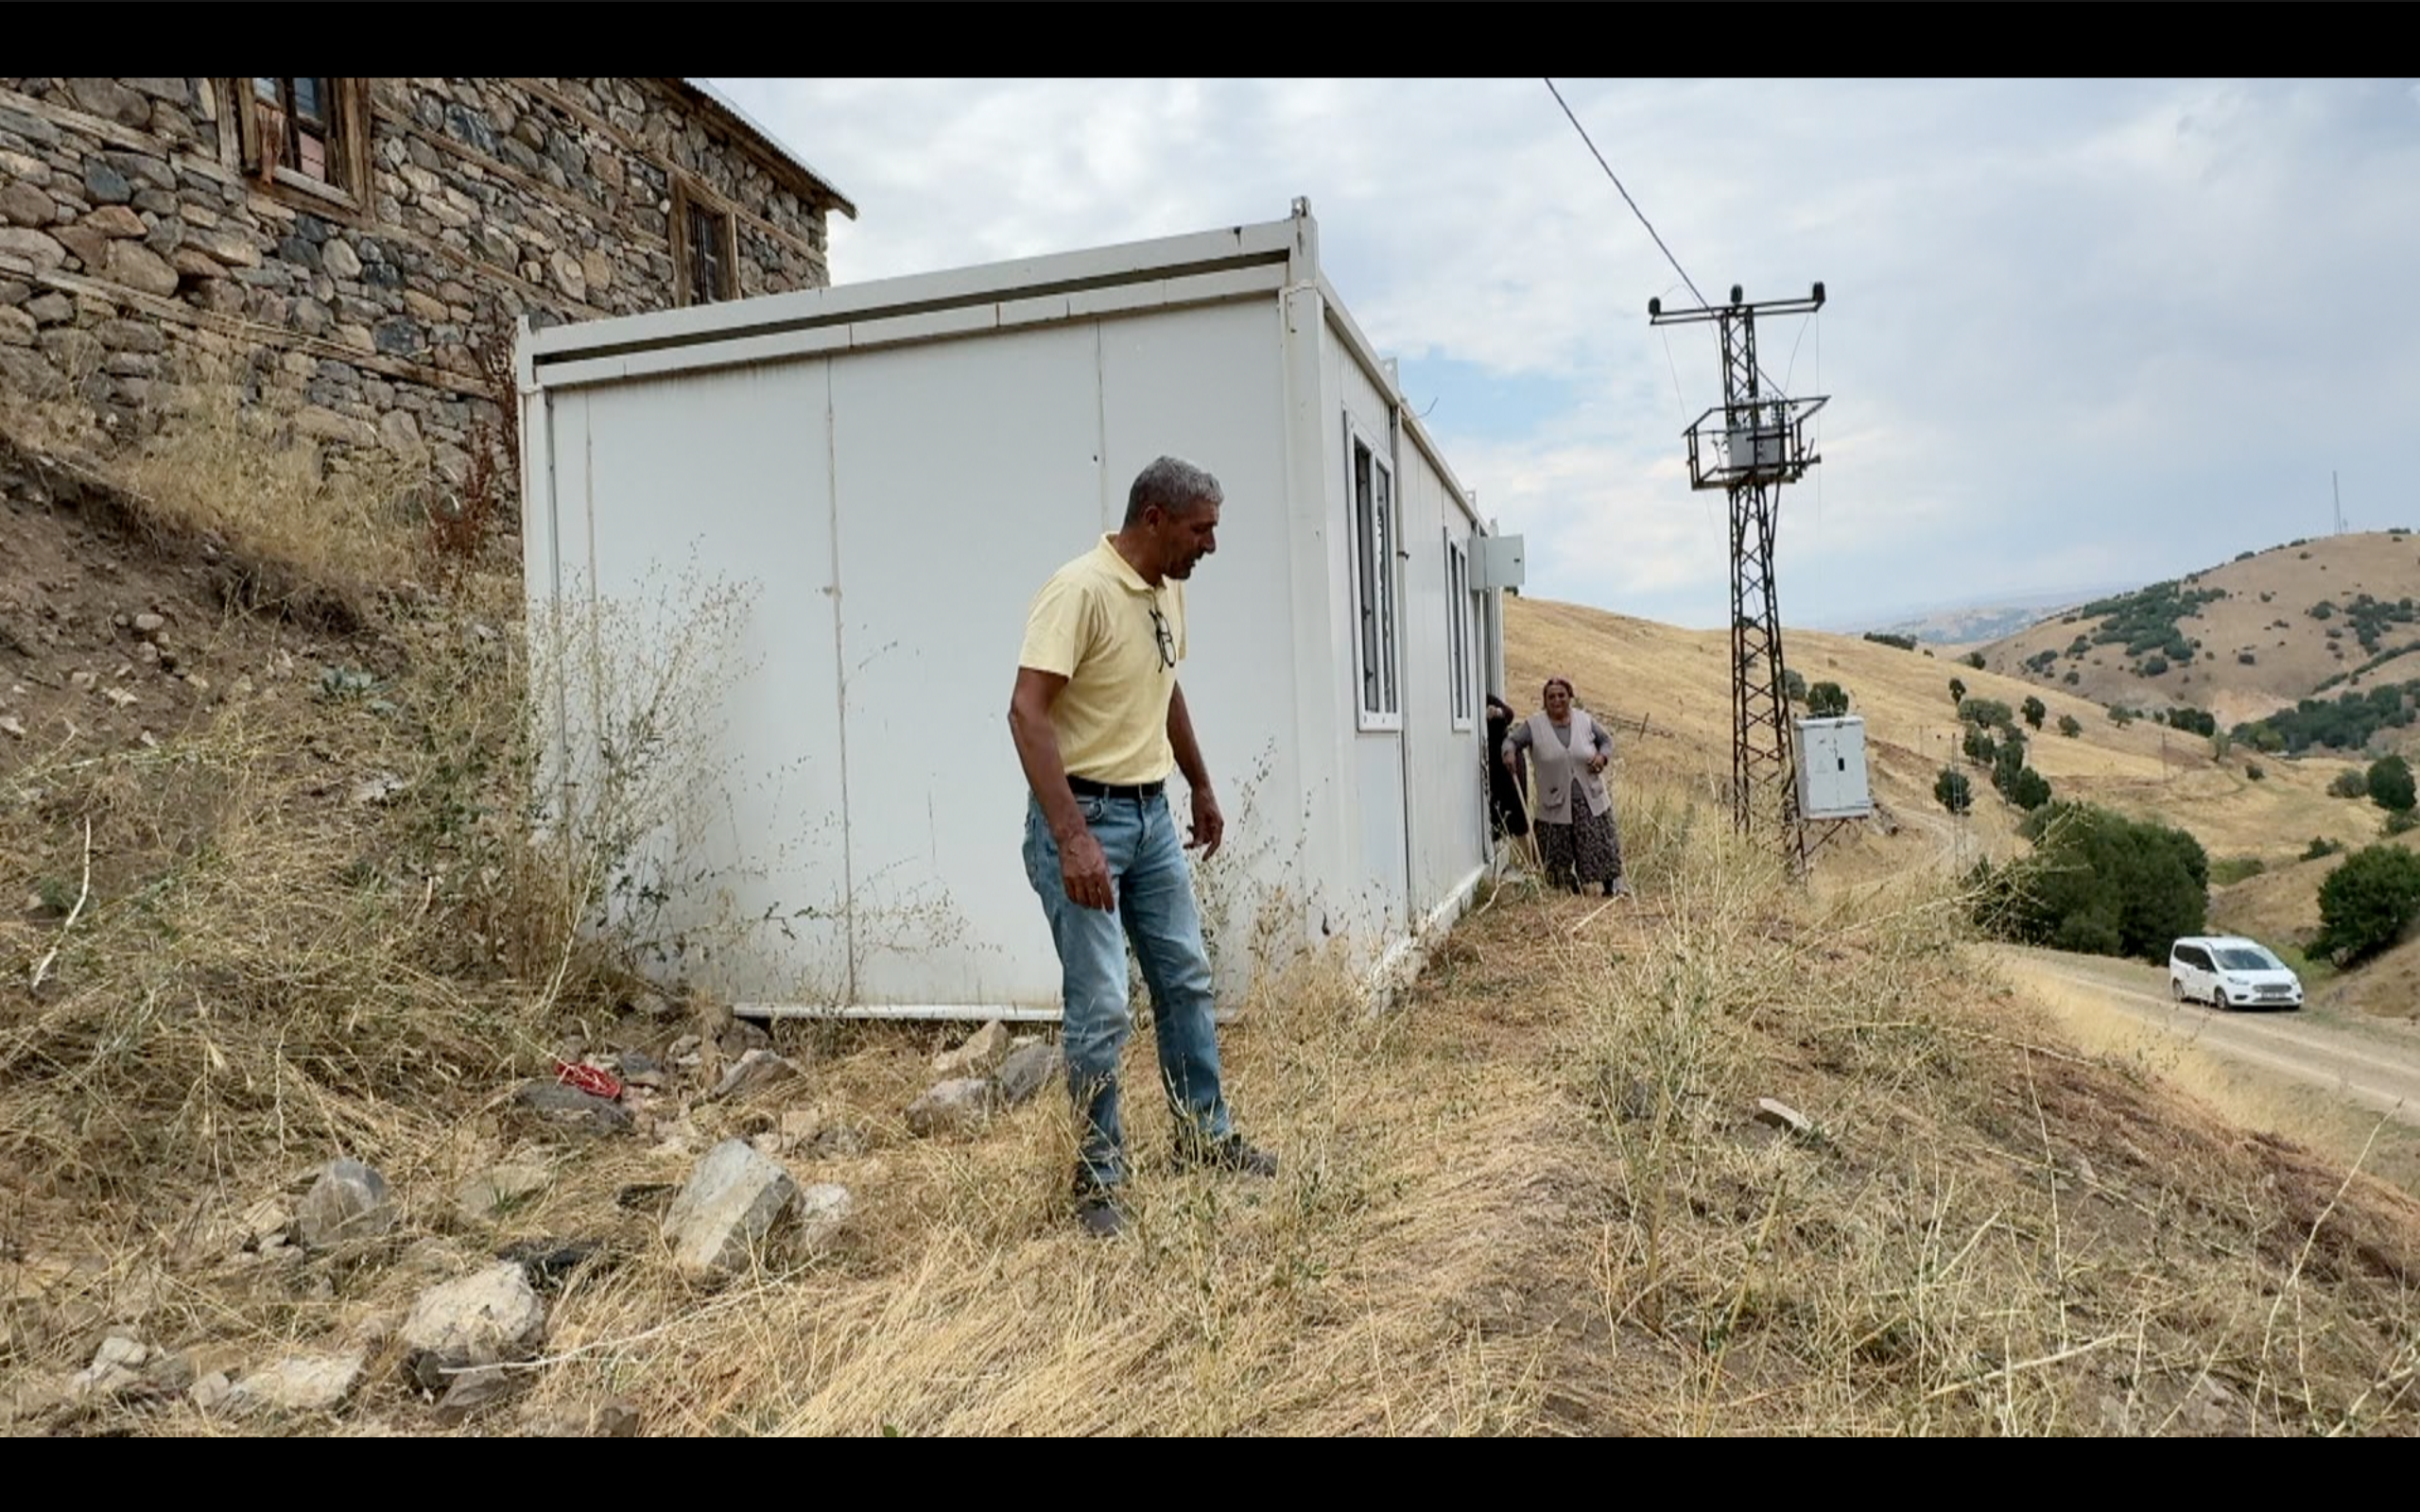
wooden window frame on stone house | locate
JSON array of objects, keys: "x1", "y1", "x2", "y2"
[
  {"x1": 220, "y1": 77, "x2": 374, "y2": 218},
  {"x1": 669, "y1": 174, "x2": 740, "y2": 306}
]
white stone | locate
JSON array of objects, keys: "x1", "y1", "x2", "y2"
[
  {"x1": 662, "y1": 1139, "x2": 802, "y2": 1281},
  {"x1": 400, "y1": 1263, "x2": 546, "y2": 1386},
  {"x1": 933, "y1": 1019, "x2": 1012, "y2": 1079},
  {"x1": 231, "y1": 1350, "x2": 365, "y2": 1414}
]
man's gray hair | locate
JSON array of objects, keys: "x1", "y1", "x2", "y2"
[{"x1": 1124, "y1": 455, "x2": 1223, "y2": 526}]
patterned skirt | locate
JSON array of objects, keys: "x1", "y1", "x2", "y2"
[{"x1": 1537, "y1": 805, "x2": 1623, "y2": 891}]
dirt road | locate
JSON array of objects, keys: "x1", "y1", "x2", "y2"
[{"x1": 1996, "y1": 946, "x2": 2420, "y2": 1129}]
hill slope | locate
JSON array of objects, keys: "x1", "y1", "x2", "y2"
[
  {"x1": 1976, "y1": 531, "x2": 2420, "y2": 735},
  {"x1": 1504, "y1": 593, "x2": 2417, "y2": 1013}
]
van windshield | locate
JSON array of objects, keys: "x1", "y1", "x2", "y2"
[{"x1": 2215, "y1": 947, "x2": 2282, "y2": 971}]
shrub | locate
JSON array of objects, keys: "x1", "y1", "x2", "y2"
[
  {"x1": 1935, "y1": 767, "x2": 1974, "y2": 816},
  {"x1": 2059, "y1": 714, "x2": 2083, "y2": 738},
  {"x1": 1806, "y1": 680, "x2": 1850, "y2": 718},
  {"x1": 2246, "y1": 762, "x2": 2265, "y2": 781},
  {"x1": 1784, "y1": 668, "x2": 1808, "y2": 704},
  {"x1": 1862, "y1": 632, "x2": 1918, "y2": 651},
  {"x1": 1973, "y1": 802, "x2": 2207, "y2": 963},
  {"x1": 2304, "y1": 836, "x2": 2343, "y2": 861},
  {"x1": 2313, "y1": 845, "x2": 2420, "y2": 965},
  {"x1": 2330, "y1": 769, "x2": 2371, "y2": 799},
  {"x1": 2008, "y1": 766, "x2": 2053, "y2": 811},
  {"x1": 1958, "y1": 697, "x2": 2014, "y2": 730},
  {"x1": 2139, "y1": 657, "x2": 2170, "y2": 677},
  {"x1": 2211, "y1": 857, "x2": 2268, "y2": 886},
  {"x1": 2021, "y1": 696, "x2": 2047, "y2": 730},
  {"x1": 2370, "y1": 755, "x2": 2417, "y2": 814},
  {"x1": 1965, "y1": 651, "x2": 1987, "y2": 670},
  {"x1": 1948, "y1": 678, "x2": 1967, "y2": 707}
]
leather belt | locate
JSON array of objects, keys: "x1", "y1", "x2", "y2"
[{"x1": 1068, "y1": 776, "x2": 1165, "y2": 800}]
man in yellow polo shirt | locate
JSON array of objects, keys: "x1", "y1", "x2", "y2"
[{"x1": 1008, "y1": 455, "x2": 1276, "y2": 1237}]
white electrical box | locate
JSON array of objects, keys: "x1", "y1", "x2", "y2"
[
  {"x1": 1476, "y1": 533, "x2": 1527, "y2": 593},
  {"x1": 1794, "y1": 715, "x2": 1873, "y2": 820}
]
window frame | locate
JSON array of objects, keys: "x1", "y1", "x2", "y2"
[
  {"x1": 225, "y1": 77, "x2": 372, "y2": 216},
  {"x1": 670, "y1": 175, "x2": 740, "y2": 307},
  {"x1": 1444, "y1": 528, "x2": 1476, "y2": 731},
  {"x1": 1345, "y1": 415, "x2": 1401, "y2": 732}
]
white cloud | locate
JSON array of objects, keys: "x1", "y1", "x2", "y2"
[{"x1": 715, "y1": 78, "x2": 2420, "y2": 629}]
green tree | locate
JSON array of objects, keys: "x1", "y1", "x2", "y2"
[
  {"x1": 1806, "y1": 680, "x2": 1850, "y2": 718},
  {"x1": 1948, "y1": 677, "x2": 1967, "y2": 707},
  {"x1": 1958, "y1": 697, "x2": 2014, "y2": 730},
  {"x1": 2366, "y1": 754, "x2": 2416, "y2": 814},
  {"x1": 1963, "y1": 726, "x2": 1998, "y2": 767},
  {"x1": 2058, "y1": 714, "x2": 2083, "y2": 738},
  {"x1": 2021, "y1": 696, "x2": 2047, "y2": 730},
  {"x1": 2313, "y1": 845, "x2": 2420, "y2": 965},
  {"x1": 1783, "y1": 668, "x2": 1808, "y2": 704},
  {"x1": 2009, "y1": 766, "x2": 2053, "y2": 811},
  {"x1": 1975, "y1": 802, "x2": 2207, "y2": 963},
  {"x1": 1964, "y1": 651, "x2": 1987, "y2": 670},
  {"x1": 1935, "y1": 767, "x2": 1974, "y2": 816}
]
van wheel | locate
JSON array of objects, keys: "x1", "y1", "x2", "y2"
[
  {"x1": 2170, "y1": 977, "x2": 2187, "y2": 1003},
  {"x1": 2213, "y1": 990, "x2": 2232, "y2": 1011}
]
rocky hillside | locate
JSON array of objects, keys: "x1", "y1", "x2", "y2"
[{"x1": 1976, "y1": 531, "x2": 2420, "y2": 738}]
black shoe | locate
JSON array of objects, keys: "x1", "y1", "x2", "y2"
[
  {"x1": 1075, "y1": 1189, "x2": 1129, "y2": 1238},
  {"x1": 1176, "y1": 1132, "x2": 1278, "y2": 1178}
]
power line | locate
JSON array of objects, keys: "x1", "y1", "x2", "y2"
[
  {"x1": 1544, "y1": 77, "x2": 1711, "y2": 314},
  {"x1": 1544, "y1": 77, "x2": 1793, "y2": 403}
]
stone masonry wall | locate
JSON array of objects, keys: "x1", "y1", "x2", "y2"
[{"x1": 0, "y1": 77, "x2": 836, "y2": 487}]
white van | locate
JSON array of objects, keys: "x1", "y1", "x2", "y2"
[{"x1": 2168, "y1": 936, "x2": 2304, "y2": 1010}]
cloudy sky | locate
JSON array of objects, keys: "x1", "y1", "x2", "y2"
[{"x1": 708, "y1": 78, "x2": 2420, "y2": 633}]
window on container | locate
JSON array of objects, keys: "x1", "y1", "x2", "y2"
[
  {"x1": 1349, "y1": 429, "x2": 1400, "y2": 728},
  {"x1": 1445, "y1": 532, "x2": 1474, "y2": 729},
  {"x1": 674, "y1": 179, "x2": 737, "y2": 306},
  {"x1": 245, "y1": 77, "x2": 356, "y2": 198}
]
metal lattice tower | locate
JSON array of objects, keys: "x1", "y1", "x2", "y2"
[{"x1": 1650, "y1": 284, "x2": 1829, "y2": 868}]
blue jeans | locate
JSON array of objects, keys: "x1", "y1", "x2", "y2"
[{"x1": 1022, "y1": 790, "x2": 1231, "y2": 1191}]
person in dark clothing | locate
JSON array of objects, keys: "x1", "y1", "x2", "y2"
[{"x1": 1484, "y1": 693, "x2": 1531, "y2": 848}]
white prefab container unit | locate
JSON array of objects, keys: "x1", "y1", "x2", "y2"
[{"x1": 516, "y1": 199, "x2": 1524, "y2": 1021}]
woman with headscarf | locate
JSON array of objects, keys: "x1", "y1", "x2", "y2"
[
  {"x1": 1484, "y1": 694, "x2": 1531, "y2": 850},
  {"x1": 1503, "y1": 677, "x2": 1625, "y2": 897}
]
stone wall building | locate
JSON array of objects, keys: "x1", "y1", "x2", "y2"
[{"x1": 0, "y1": 77, "x2": 853, "y2": 483}]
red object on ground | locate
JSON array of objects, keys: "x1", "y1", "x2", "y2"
[{"x1": 555, "y1": 1060, "x2": 623, "y2": 1100}]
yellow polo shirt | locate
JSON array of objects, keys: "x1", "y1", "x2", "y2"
[{"x1": 1018, "y1": 535, "x2": 1186, "y2": 786}]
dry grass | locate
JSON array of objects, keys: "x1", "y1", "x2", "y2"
[
  {"x1": 1978, "y1": 530, "x2": 2420, "y2": 733},
  {"x1": 8, "y1": 411, "x2": 2420, "y2": 1435},
  {"x1": 1503, "y1": 594, "x2": 2381, "y2": 889}
]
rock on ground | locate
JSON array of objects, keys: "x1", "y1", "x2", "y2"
[
  {"x1": 514, "y1": 1081, "x2": 632, "y2": 1135},
  {"x1": 933, "y1": 1019, "x2": 1012, "y2": 1079},
  {"x1": 662, "y1": 1138, "x2": 803, "y2": 1281},
  {"x1": 230, "y1": 1350, "x2": 367, "y2": 1414},
  {"x1": 296, "y1": 1158, "x2": 396, "y2": 1249},
  {"x1": 994, "y1": 1040, "x2": 1064, "y2": 1107},
  {"x1": 524, "y1": 1396, "x2": 642, "y2": 1436},
  {"x1": 704, "y1": 1046, "x2": 797, "y2": 1102},
  {"x1": 399, "y1": 1262, "x2": 547, "y2": 1391},
  {"x1": 906, "y1": 1076, "x2": 1000, "y2": 1137}
]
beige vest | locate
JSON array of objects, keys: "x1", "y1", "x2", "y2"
[{"x1": 1525, "y1": 710, "x2": 1614, "y2": 825}]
